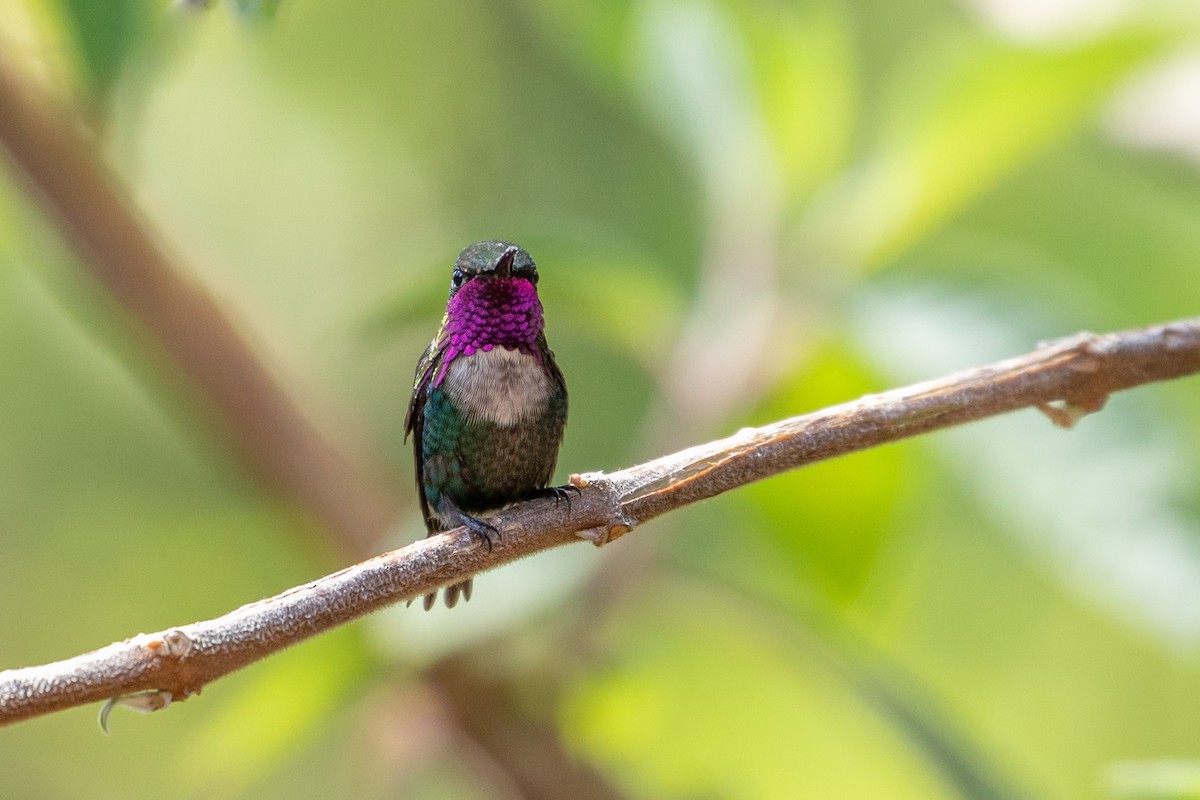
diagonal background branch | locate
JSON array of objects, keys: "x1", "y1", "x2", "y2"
[
  {"x1": 1, "y1": 315, "x2": 1199, "y2": 726},
  {"x1": 0, "y1": 49, "x2": 398, "y2": 558}
]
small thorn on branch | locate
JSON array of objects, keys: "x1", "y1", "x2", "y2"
[
  {"x1": 144, "y1": 629, "x2": 194, "y2": 659},
  {"x1": 574, "y1": 522, "x2": 635, "y2": 547},
  {"x1": 1037, "y1": 394, "x2": 1109, "y2": 429}
]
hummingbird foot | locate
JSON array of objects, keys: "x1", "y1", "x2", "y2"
[
  {"x1": 458, "y1": 512, "x2": 501, "y2": 552},
  {"x1": 532, "y1": 484, "x2": 582, "y2": 514},
  {"x1": 436, "y1": 497, "x2": 502, "y2": 552}
]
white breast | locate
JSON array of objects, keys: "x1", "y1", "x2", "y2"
[{"x1": 443, "y1": 347, "x2": 554, "y2": 427}]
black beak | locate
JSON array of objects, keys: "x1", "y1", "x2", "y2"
[{"x1": 495, "y1": 246, "x2": 518, "y2": 277}]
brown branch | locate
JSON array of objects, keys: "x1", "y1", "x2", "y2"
[
  {"x1": 1, "y1": 317, "x2": 1198, "y2": 726},
  {"x1": 0, "y1": 49, "x2": 397, "y2": 557}
]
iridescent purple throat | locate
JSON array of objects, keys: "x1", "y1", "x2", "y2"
[{"x1": 433, "y1": 277, "x2": 544, "y2": 387}]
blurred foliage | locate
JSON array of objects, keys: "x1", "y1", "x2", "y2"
[{"x1": 2, "y1": 0, "x2": 1200, "y2": 798}]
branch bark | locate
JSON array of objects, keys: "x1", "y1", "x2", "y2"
[{"x1": 1, "y1": 316, "x2": 1198, "y2": 726}]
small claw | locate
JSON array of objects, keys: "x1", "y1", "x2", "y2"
[
  {"x1": 437, "y1": 497, "x2": 501, "y2": 551},
  {"x1": 535, "y1": 484, "x2": 582, "y2": 515},
  {"x1": 460, "y1": 514, "x2": 501, "y2": 552}
]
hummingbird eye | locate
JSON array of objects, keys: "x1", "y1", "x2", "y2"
[{"x1": 450, "y1": 269, "x2": 466, "y2": 290}]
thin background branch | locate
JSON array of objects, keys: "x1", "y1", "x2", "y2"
[
  {"x1": 0, "y1": 49, "x2": 397, "y2": 558},
  {"x1": 0, "y1": 315, "x2": 1198, "y2": 726}
]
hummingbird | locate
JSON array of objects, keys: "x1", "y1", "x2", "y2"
[{"x1": 404, "y1": 240, "x2": 568, "y2": 609}]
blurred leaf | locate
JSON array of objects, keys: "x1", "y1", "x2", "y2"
[
  {"x1": 732, "y1": 0, "x2": 858, "y2": 196},
  {"x1": 629, "y1": 0, "x2": 774, "y2": 196},
  {"x1": 672, "y1": 534, "x2": 1036, "y2": 800},
  {"x1": 231, "y1": 0, "x2": 281, "y2": 21},
  {"x1": 803, "y1": 27, "x2": 1169, "y2": 267},
  {"x1": 543, "y1": 254, "x2": 684, "y2": 369},
  {"x1": 53, "y1": 0, "x2": 148, "y2": 101},
  {"x1": 522, "y1": 0, "x2": 637, "y2": 88},
  {"x1": 1109, "y1": 761, "x2": 1200, "y2": 800},
  {"x1": 952, "y1": 141, "x2": 1200, "y2": 327},
  {"x1": 565, "y1": 587, "x2": 980, "y2": 800}
]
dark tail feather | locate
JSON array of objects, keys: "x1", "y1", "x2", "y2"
[
  {"x1": 442, "y1": 578, "x2": 473, "y2": 609},
  {"x1": 419, "y1": 578, "x2": 473, "y2": 610}
]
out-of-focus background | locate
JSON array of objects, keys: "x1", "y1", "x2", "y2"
[{"x1": 2, "y1": 0, "x2": 1200, "y2": 797}]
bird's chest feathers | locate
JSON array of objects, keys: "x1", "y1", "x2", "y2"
[{"x1": 442, "y1": 347, "x2": 553, "y2": 427}]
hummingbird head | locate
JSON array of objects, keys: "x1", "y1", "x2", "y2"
[
  {"x1": 449, "y1": 240, "x2": 538, "y2": 298},
  {"x1": 436, "y1": 241, "x2": 546, "y2": 376}
]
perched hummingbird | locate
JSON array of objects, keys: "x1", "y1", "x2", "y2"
[{"x1": 404, "y1": 241, "x2": 568, "y2": 609}]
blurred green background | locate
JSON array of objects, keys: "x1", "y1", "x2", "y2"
[{"x1": 2, "y1": 0, "x2": 1200, "y2": 798}]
